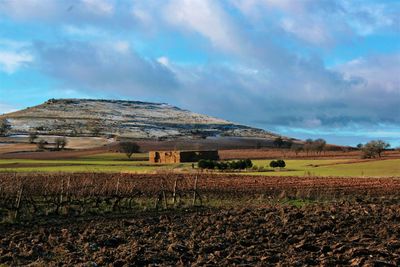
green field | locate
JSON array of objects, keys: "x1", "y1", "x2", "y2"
[
  {"x1": 0, "y1": 153, "x2": 399, "y2": 177},
  {"x1": 250, "y1": 159, "x2": 400, "y2": 177}
]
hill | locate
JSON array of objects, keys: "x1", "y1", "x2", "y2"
[{"x1": 1, "y1": 99, "x2": 282, "y2": 141}]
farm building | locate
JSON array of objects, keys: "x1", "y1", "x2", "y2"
[{"x1": 149, "y1": 150, "x2": 219, "y2": 163}]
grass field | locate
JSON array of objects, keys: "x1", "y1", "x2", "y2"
[
  {"x1": 250, "y1": 159, "x2": 400, "y2": 177},
  {"x1": 0, "y1": 152, "x2": 399, "y2": 177}
]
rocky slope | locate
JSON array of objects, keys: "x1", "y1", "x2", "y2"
[{"x1": 1, "y1": 99, "x2": 280, "y2": 140}]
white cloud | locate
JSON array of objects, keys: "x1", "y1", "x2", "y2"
[
  {"x1": 0, "y1": 0, "x2": 59, "y2": 20},
  {"x1": 281, "y1": 17, "x2": 332, "y2": 45},
  {"x1": 34, "y1": 41, "x2": 179, "y2": 96},
  {"x1": 0, "y1": 103, "x2": 17, "y2": 114},
  {"x1": 113, "y1": 41, "x2": 130, "y2": 54},
  {"x1": 82, "y1": 0, "x2": 114, "y2": 16},
  {"x1": 0, "y1": 51, "x2": 33, "y2": 74},
  {"x1": 63, "y1": 25, "x2": 105, "y2": 37},
  {"x1": 337, "y1": 54, "x2": 400, "y2": 94},
  {"x1": 164, "y1": 0, "x2": 242, "y2": 53},
  {"x1": 157, "y1": 56, "x2": 170, "y2": 67},
  {"x1": 0, "y1": 0, "x2": 399, "y2": 144}
]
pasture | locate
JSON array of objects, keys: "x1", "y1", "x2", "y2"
[{"x1": 0, "y1": 152, "x2": 399, "y2": 177}]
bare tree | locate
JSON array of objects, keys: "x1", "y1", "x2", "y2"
[
  {"x1": 313, "y1": 138, "x2": 327, "y2": 154},
  {"x1": 28, "y1": 132, "x2": 38, "y2": 143},
  {"x1": 88, "y1": 119, "x2": 103, "y2": 136},
  {"x1": 119, "y1": 141, "x2": 140, "y2": 159},
  {"x1": 361, "y1": 140, "x2": 390, "y2": 158},
  {"x1": 291, "y1": 145, "x2": 303, "y2": 155},
  {"x1": 55, "y1": 137, "x2": 67, "y2": 150},
  {"x1": 273, "y1": 137, "x2": 284, "y2": 148},
  {"x1": 37, "y1": 139, "x2": 47, "y2": 150},
  {"x1": 0, "y1": 118, "x2": 11, "y2": 136}
]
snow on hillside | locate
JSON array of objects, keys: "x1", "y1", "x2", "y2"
[{"x1": 1, "y1": 99, "x2": 279, "y2": 140}]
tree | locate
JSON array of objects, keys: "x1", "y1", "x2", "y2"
[
  {"x1": 361, "y1": 140, "x2": 390, "y2": 158},
  {"x1": 119, "y1": 141, "x2": 140, "y2": 159},
  {"x1": 303, "y1": 139, "x2": 314, "y2": 155},
  {"x1": 28, "y1": 132, "x2": 38, "y2": 143},
  {"x1": 291, "y1": 145, "x2": 303, "y2": 155},
  {"x1": 55, "y1": 137, "x2": 67, "y2": 150},
  {"x1": 0, "y1": 119, "x2": 11, "y2": 136},
  {"x1": 37, "y1": 139, "x2": 47, "y2": 150},
  {"x1": 313, "y1": 138, "x2": 326, "y2": 154},
  {"x1": 285, "y1": 139, "x2": 294, "y2": 149},
  {"x1": 88, "y1": 119, "x2": 103, "y2": 136},
  {"x1": 273, "y1": 137, "x2": 284, "y2": 148},
  {"x1": 356, "y1": 143, "x2": 363, "y2": 149}
]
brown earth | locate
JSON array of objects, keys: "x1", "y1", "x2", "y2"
[
  {"x1": 219, "y1": 148, "x2": 400, "y2": 160},
  {"x1": 0, "y1": 143, "x2": 37, "y2": 154},
  {"x1": 1, "y1": 173, "x2": 400, "y2": 266},
  {"x1": 1, "y1": 202, "x2": 399, "y2": 266}
]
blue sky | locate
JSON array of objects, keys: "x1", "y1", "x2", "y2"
[{"x1": 0, "y1": 0, "x2": 399, "y2": 147}]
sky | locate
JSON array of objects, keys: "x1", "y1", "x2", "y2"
[{"x1": 0, "y1": 0, "x2": 399, "y2": 147}]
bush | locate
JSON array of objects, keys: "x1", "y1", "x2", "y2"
[
  {"x1": 270, "y1": 160, "x2": 286, "y2": 169},
  {"x1": 276, "y1": 159, "x2": 286, "y2": 168},
  {"x1": 215, "y1": 161, "x2": 228, "y2": 170},
  {"x1": 198, "y1": 159, "x2": 253, "y2": 171},
  {"x1": 244, "y1": 159, "x2": 253, "y2": 168},
  {"x1": 198, "y1": 159, "x2": 216, "y2": 169}
]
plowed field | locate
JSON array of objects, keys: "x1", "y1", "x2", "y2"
[
  {"x1": 1, "y1": 173, "x2": 400, "y2": 266},
  {"x1": 1, "y1": 202, "x2": 400, "y2": 266}
]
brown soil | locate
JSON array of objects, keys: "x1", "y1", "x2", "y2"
[
  {"x1": 1, "y1": 173, "x2": 400, "y2": 266},
  {"x1": 0, "y1": 143, "x2": 37, "y2": 154},
  {"x1": 0, "y1": 146, "x2": 110, "y2": 159},
  {"x1": 1, "y1": 202, "x2": 399, "y2": 266},
  {"x1": 219, "y1": 148, "x2": 400, "y2": 160}
]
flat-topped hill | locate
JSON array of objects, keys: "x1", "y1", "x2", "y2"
[{"x1": 1, "y1": 99, "x2": 280, "y2": 140}]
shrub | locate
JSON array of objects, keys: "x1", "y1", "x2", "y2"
[
  {"x1": 215, "y1": 161, "x2": 228, "y2": 170},
  {"x1": 244, "y1": 159, "x2": 253, "y2": 168},
  {"x1": 270, "y1": 160, "x2": 286, "y2": 169},
  {"x1": 198, "y1": 159, "x2": 253, "y2": 170},
  {"x1": 198, "y1": 159, "x2": 216, "y2": 169},
  {"x1": 276, "y1": 159, "x2": 286, "y2": 168}
]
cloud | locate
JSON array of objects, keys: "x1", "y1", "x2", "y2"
[
  {"x1": 164, "y1": 0, "x2": 243, "y2": 53},
  {"x1": 0, "y1": 39, "x2": 33, "y2": 74},
  {"x1": 338, "y1": 54, "x2": 400, "y2": 94},
  {"x1": 0, "y1": 0, "x2": 135, "y2": 30},
  {"x1": 0, "y1": 0, "x2": 399, "y2": 145},
  {"x1": 233, "y1": 0, "x2": 398, "y2": 46},
  {"x1": 0, "y1": 102, "x2": 17, "y2": 114},
  {"x1": 81, "y1": 0, "x2": 114, "y2": 16},
  {"x1": 0, "y1": 51, "x2": 32, "y2": 74},
  {"x1": 33, "y1": 41, "x2": 179, "y2": 97},
  {"x1": 157, "y1": 56, "x2": 170, "y2": 67}
]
